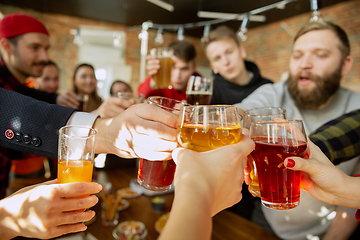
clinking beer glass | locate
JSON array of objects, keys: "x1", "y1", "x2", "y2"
[
  {"x1": 249, "y1": 120, "x2": 307, "y2": 210},
  {"x1": 177, "y1": 105, "x2": 242, "y2": 152},
  {"x1": 58, "y1": 125, "x2": 96, "y2": 210},
  {"x1": 150, "y1": 48, "x2": 173, "y2": 89},
  {"x1": 137, "y1": 96, "x2": 188, "y2": 192},
  {"x1": 185, "y1": 76, "x2": 213, "y2": 105},
  {"x1": 243, "y1": 107, "x2": 286, "y2": 197}
]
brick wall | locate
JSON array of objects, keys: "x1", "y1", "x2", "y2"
[{"x1": 0, "y1": 0, "x2": 359, "y2": 93}]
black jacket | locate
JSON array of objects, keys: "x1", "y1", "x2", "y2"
[{"x1": 211, "y1": 60, "x2": 273, "y2": 105}]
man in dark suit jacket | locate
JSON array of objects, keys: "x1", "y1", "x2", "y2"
[
  {"x1": 0, "y1": 13, "x2": 133, "y2": 197},
  {"x1": 0, "y1": 87, "x2": 179, "y2": 239},
  {"x1": 0, "y1": 88, "x2": 178, "y2": 160}
]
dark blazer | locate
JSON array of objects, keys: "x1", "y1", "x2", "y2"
[{"x1": 0, "y1": 88, "x2": 76, "y2": 159}]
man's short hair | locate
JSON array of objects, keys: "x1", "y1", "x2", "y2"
[
  {"x1": 6, "y1": 35, "x2": 22, "y2": 46},
  {"x1": 202, "y1": 25, "x2": 240, "y2": 51},
  {"x1": 168, "y1": 40, "x2": 196, "y2": 62},
  {"x1": 294, "y1": 21, "x2": 350, "y2": 61},
  {"x1": 45, "y1": 60, "x2": 59, "y2": 69},
  {"x1": 110, "y1": 80, "x2": 133, "y2": 95}
]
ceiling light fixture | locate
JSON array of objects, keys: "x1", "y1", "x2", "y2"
[
  {"x1": 72, "y1": 28, "x2": 83, "y2": 46},
  {"x1": 147, "y1": 0, "x2": 174, "y2": 12},
  {"x1": 309, "y1": 0, "x2": 323, "y2": 22},
  {"x1": 155, "y1": 27, "x2": 164, "y2": 44},
  {"x1": 113, "y1": 32, "x2": 122, "y2": 48},
  {"x1": 201, "y1": 24, "x2": 211, "y2": 42},
  {"x1": 237, "y1": 13, "x2": 250, "y2": 41},
  {"x1": 177, "y1": 27, "x2": 184, "y2": 40}
]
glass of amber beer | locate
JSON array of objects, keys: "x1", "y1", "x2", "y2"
[
  {"x1": 186, "y1": 76, "x2": 213, "y2": 105},
  {"x1": 249, "y1": 120, "x2": 307, "y2": 210},
  {"x1": 137, "y1": 97, "x2": 188, "y2": 192},
  {"x1": 243, "y1": 107, "x2": 286, "y2": 197},
  {"x1": 177, "y1": 105, "x2": 242, "y2": 152},
  {"x1": 151, "y1": 48, "x2": 173, "y2": 89},
  {"x1": 58, "y1": 126, "x2": 96, "y2": 186}
]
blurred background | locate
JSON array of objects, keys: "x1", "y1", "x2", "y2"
[{"x1": 0, "y1": 0, "x2": 358, "y2": 98}]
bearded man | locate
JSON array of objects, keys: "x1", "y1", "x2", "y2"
[{"x1": 235, "y1": 21, "x2": 360, "y2": 240}]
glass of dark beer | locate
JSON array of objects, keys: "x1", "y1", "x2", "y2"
[
  {"x1": 137, "y1": 96, "x2": 188, "y2": 192},
  {"x1": 186, "y1": 76, "x2": 213, "y2": 105},
  {"x1": 249, "y1": 120, "x2": 307, "y2": 210},
  {"x1": 243, "y1": 107, "x2": 286, "y2": 198}
]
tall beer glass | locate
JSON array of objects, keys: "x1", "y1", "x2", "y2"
[
  {"x1": 249, "y1": 120, "x2": 307, "y2": 210},
  {"x1": 58, "y1": 126, "x2": 96, "y2": 197},
  {"x1": 137, "y1": 97, "x2": 188, "y2": 192},
  {"x1": 186, "y1": 76, "x2": 213, "y2": 105},
  {"x1": 243, "y1": 107, "x2": 286, "y2": 197},
  {"x1": 151, "y1": 48, "x2": 173, "y2": 89}
]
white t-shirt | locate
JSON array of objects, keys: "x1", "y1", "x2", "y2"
[{"x1": 235, "y1": 80, "x2": 360, "y2": 239}]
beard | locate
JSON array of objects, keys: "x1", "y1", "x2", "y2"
[
  {"x1": 287, "y1": 66, "x2": 342, "y2": 110},
  {"x1": 13, "y1": 47, "x2": 47, "y2": 78}
]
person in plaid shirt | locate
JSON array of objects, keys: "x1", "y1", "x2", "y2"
[
  {"x1": 284, "y1": 109, "x2": 360, "y2": 221},
  {"x1": 310, "y1": 109, "x2": 360, "y2": 165}
]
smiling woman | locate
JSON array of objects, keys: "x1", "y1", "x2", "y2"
[{"x1": 72, "y1": 63, "x2": 103, "y2": 112}]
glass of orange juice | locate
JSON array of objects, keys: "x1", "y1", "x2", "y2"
[{"x1": 57, "y1": 126, "x2": 96, "y2": 187}]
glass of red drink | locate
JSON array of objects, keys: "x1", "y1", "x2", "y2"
[
  {"x1": 249, "y1": 120, "x2": 307, "y2": 210},
  {"x1": 243, "y1": 107, "x2": 286, "y2": 197},
  {"x1": 186, "y1": 76, "x2": 213, "y2": 105},
  {"x1": 137, "y1": 96, "x2": 188, "y2": 192}
]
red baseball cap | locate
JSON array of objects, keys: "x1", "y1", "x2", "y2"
[{"x1": 0, "y1": 13, "x2": 49, "y2": 39}]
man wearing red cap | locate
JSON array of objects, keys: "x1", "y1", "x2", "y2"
[
  {"x1": 0, "y1": 13, "x2": 79, "y2": 106},
  {"x1": 0, "y1": 13, "x2": 134, "y2": 198},
  {"x1": 0, "y1": 14, "x2": 82, "y2": 199},
  {"x1": 0, "y1": 13, "x2": 132, "y2": 114}
]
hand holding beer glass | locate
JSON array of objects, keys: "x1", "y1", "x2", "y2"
[
  {"x1": 243, "y1": 107, "x2": 286, "y2": 197},
  {"x1": 177, "y1": 105, "x2": 242, "y2": 152},
  {"x1": 58, "y1": 126, "x2": 96, "y2": 194},
  {"x1": 249, "y1": 120, "x2": 307, "y2": 210},
  {"x1": 137, "y1": 97, "x2": 188, "y2": 192},
  {"x1": 186, "y1": 76, "x2": 213, "y2": 105},
  {"x1": 150, "y1": 48, "x2": 173, "y2": 89}
]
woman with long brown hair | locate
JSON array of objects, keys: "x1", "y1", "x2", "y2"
[{"x1": 73, "y1": 63, "x2": 102, "y2": 112}]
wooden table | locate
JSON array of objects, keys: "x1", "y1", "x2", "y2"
[{"x1": 8, "y1": 166, "x2": 279, "y2": 240}]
